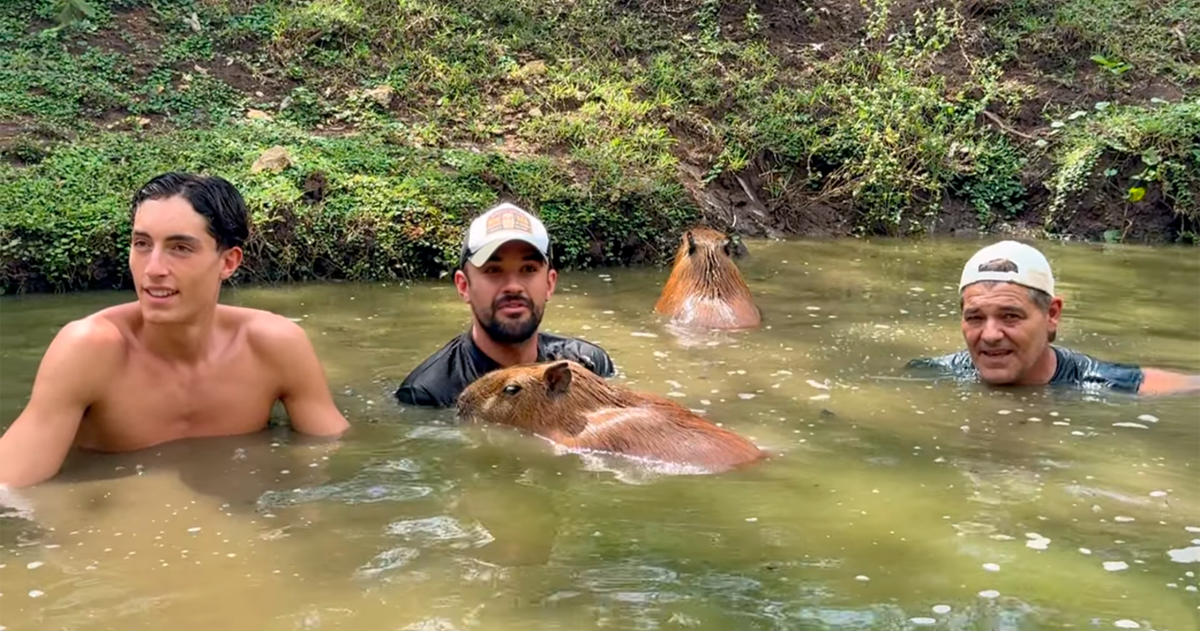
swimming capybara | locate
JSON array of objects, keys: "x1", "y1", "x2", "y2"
[
  {"x1": 654, "y1": 226, "x2": 761, "y2": 330},
  {"x1": 456, "y1": 361, "x2": 764, "y2": 473}
]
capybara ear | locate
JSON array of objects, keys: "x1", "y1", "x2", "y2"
[
  {"x1": 686, "y1": 231, "x2": 696, "y2": 255},
  {"x1": 544, "y1": 362, "x2": 573, "y2": 396}
]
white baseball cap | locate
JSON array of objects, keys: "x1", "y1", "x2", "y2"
[
  {"x1": 460, "y1": 202, "x2": 551, "y2": 268},
  {"x1": 959, "y1": 240, "x2": 1056, "y2": 296}
]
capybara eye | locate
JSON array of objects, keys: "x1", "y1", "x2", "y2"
[{"x1": 503, "y1": 384, "x2": 522, "y2": 396}]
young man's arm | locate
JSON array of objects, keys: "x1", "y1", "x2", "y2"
[
  {"x1": 1138, "y1": 367, "x2": 1200, "y2": 396},
  {"x1": 258, "y1": 316, "x2": 350, "y2": 436},
  {"x1": 0, "y1": 319, "x2": 117, "y2": 488}
]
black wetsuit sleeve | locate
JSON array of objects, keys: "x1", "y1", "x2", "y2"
[
  {"x1": 395, "y1": 381, "x2": 438, "y2": 407},
  {"x1": 1052, "y1": 348, "x2": 1145, "y2": 393},
  {"x1": 906, "y1": 350, "x2": 975, "y2": 374},
  {"x1": 540, "y1": 337, "x2": 616, "y2": 378}
]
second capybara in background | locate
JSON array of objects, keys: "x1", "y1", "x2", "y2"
[
  {"x1": 456, "y1": 361, "x2": 765, "y2": 474},
  {"x1": 654, "y1": 227, "x2": 761, "y2": 330}
]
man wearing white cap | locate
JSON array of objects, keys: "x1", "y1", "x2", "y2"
[
  {"x1": 395, "y1": 202, "x2": 615, "y2": 408},
  {"x1": 909, "y1": 240, "x2": 1198, "y2": 395}
]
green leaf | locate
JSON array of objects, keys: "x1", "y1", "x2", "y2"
[{"x1": 1127, "y1": 186, "x2": 1145, "y2": 202}]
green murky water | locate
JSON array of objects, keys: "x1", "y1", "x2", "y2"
[{"x1": 1, "y1": 237, "x2": 1198, "y2": 630}]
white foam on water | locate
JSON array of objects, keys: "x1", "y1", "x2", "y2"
[
  {"x1": 855, "y1": 575, "x2": 870, "y2": 581},
  {"x1": 806, "y1": 379, "x2": 830, "y2": 390},
  {"x1": 932, "y1": 605, "x2": 951, "y2": 614},
  {"x1": 1112, "y1": 423, "x2": 1149, "y2": 429},
  {"x1": 1103, "y1": 561, "x2": 1129, "y2": 571},
  {"x1": 28, "y1": 590, "x2": 44, "y2": 598},
  {"x1": 978, "y1": 590, "x2": 1000, "y2": 598},
  {"x1": 1136, "y1": 414, "x2": 1159, "y2": 423},
  {"x1": 1113, "y1": 620, "x2": 1140, "y2": 629},
  {"x1": 1026, "y1": 533, "x2": 1051, "y2": 550},
  {"x1": 26, "y1": 561, "x2": 43, "y2": 569},
  {"x1": 809, "y1": 394, "x2": 830, "y2": 401},
  {"x1": 1114, "y1": 516, "x2": 1135, "y2": 523},
  {"x1": 1167, "y1": 546, "x2": 1200, "y2": 563},
  {"x1": 1149, "y1": 491, "x2": 1167, "y2": 497},
  {"x1": 738, "y1": 393, "x2": 756, "y2": 400},
  {"x1": 998, "y1": 410, "x2": 1012, "y2": 415},
  {"x1": 910, "y1": 618, "x2": 937, "y2": 626},
  {"x1": 1185, "y1": 526, "x2": 1200, "y2": 533},
  {"x1": 982, "y1": 563, "x2": 1001, "y2": 572}
]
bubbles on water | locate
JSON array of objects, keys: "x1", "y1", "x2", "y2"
[
  {"x1": 1112, "y1": 423, "x2": 1149, "y2": 430},
  {"x1": 1185, "y1": 526, "x2": 1200, "y2": 533},
  {"x1": 1113, "y1": 621, "x2": 1141, "y2": 629},
  {"x1": 910, "y1": 617, "x2": 937, "y2": 626},
  {"x1": 982, "y1": 563, "x2": 1001, "y2": 572},
  {"x1": 854, "y1": 575, "x2": 870, "y2": 582},
  {"x1": 25, "y1": 561, "x2": 42, "y2": 569},
  {"x1": 385, "y1": 516, "x2": 494, "y2": 550},
  {"x1": 977, "y1": 590, "x2": 1000, "y2": 598},
  {"x1": 28, "y1": 590, "x2": 44, "y2": 598},
  {"x1": 1149, "y1": 491, "x2": 1167, "y2": 497},
  {"x1": 1114, "y1": 516, "x2": 1135, "y2": 523},
  {"x1": 1136, "y1": 414, "x2": 1159, "y2": 423},
  {"x1": 354, "y1": 546, "x2": 420, "y2": 579},
  {"x1": 932, "y1": 605, "x2": 952, "y2": 614},
  {"x1": 1103, "y1": 561, "x2": 1129, "y2": 572}
]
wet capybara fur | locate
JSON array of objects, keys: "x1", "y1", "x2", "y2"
[
  {"x1": 456, "y1": 361, "x2": 764, "y2": 473},
  {"x1": 655, "y1": 227, "x2": 761, "y2": 330}
]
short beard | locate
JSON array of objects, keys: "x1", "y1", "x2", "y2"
[{"x1": 474, "y1": 302, "x2": 543, "y2": 345}]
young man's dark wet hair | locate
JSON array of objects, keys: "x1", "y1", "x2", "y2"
[{"x1": 130, "y1": 172, "x2": 249, "y2": 251}]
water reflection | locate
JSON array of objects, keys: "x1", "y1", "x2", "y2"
[{"x1": 1, "y1": 237, "x2": 1197, "y2": 630}]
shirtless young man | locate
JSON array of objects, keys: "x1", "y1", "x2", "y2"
[
  {"x1": 908, "y1": 240, "x2": 1200, "y2": 395},
  {"x1": 0, "y1": 172, "x2": 350, "y2": 488}
]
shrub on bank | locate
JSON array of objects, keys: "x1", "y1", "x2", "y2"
[{"x1": 0, "y1": 122, "x2": 697, "y2": 294}]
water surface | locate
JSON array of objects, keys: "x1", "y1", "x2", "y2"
[{"x1": 1, "y1": 237, "x2": 1198, "y2": 630}]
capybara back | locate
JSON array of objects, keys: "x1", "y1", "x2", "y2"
[
  {"x1": 655, "y1": 227, "x2": 761, "y2": 330},
  {"x1": 456, "y1": 361, "x2": 763, "y2": 473}
]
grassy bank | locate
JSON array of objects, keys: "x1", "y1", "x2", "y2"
[{"x1": 1, "y1": 0, "x2": 1197, "y2": 293}]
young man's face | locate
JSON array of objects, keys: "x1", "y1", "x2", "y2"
[
  {"x1": 455, "y1": 240, "x2": 556, "y2": 345},
  {"x1": 960, "y1": 281, "x2": 1061, "y2": 385},
  {"x1": 129, "y1": 196, "x2": 242, "y2": 325}
]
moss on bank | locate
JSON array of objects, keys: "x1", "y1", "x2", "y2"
[
  {"x1": 0, "y1": 122, "x2": 695, "y2": 293},
  {"x1": 0, "y1": 0, "x2": 1197, "y2": 293}
]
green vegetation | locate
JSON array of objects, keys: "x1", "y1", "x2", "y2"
[{"x1": 1, "y1": 0, "x2": 1197, "y2": 293}]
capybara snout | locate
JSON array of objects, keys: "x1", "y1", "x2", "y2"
[
  {"x1": 655, "y1": 226, "x2": 761, "y2": 330},
  {"x1": 457, "y1": 361, "x2": 764, "y2": 473}
]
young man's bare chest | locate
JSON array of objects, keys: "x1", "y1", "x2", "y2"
[{"x1": 75, "y1": 341, "x2": 280, "y2": 452}]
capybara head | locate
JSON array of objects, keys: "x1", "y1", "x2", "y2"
[
  {"x1": 654, "y1": 226, "x2": 761, "y2": 329},
  {"x1": 457, "y1": 361, "x2": 622, "y2": 436}
]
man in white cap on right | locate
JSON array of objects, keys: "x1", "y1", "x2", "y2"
[{"x1": 908, "y1": 240, "x2": 1198, "y2": 395}]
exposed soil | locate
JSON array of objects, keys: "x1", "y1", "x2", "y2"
[{"x1": 5, "y1": 2, "x2": 1193, "y2": 246}]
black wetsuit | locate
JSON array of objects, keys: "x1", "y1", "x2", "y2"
[
  {"x1": 907, "y1": 346, "x2": 1145, "y2": 393},
  {"x1": 394, "y1": 331, "x2": 616, "y2": 408}
]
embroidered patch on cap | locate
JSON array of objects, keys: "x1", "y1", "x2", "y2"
[{"x1": 486, "y1": 209, "x2": 532, "y2": 234}]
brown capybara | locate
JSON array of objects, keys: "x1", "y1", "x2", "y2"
[
  {"x1": 654, "y1": 226, "x2": 761, "y2": 330},
  {"x1": 456, "y1": 361, "x2": 764, "y2": 474}
]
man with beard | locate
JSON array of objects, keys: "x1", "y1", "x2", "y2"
[{"x1": 394, "y1": 202, "x2": 615, "y2": 408}]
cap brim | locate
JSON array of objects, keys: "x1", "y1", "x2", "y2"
[{"x1": 466, "y1": 234, "x2": 548, "y2": 267}]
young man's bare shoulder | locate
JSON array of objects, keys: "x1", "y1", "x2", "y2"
[
  {"x1": 222, "y1": 305, "x2": 311, "y2": 353},
  {"x1": 41, "y1": 306, "x2": 133, "y2": 374}
]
